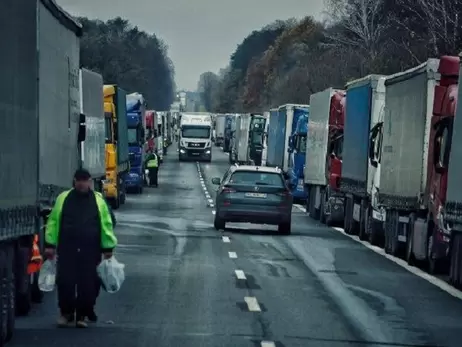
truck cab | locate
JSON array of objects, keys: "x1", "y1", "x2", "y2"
[
  {"x1": 125, "y1": 93, "x2": 146, "y2": 194},
  {"x1": 248, "y1": 114, "x2": 267, "y2": 165},
  {"x1": 156, "y1": 113, "x2": 164, "y2": 162},
  {"x1": 288, "y1": 111, "x2": 309, "y2": 202},
  {"x1": 179, "y1": 113, "x2": 212, "y2": 162},
  {"x1": 145, "y1": 110, "x2": 156, "y2": 154}
]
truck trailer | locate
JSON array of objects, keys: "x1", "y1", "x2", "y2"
[
  {"x1": 229, "y1": 114, "x2": 251, "y2": 164},
  {"x1": 340, "y1": 75, "x2": 386, "y2": 244},
  {"x1": 79, "y1": 68, "x2": 106, "y2": 193},
  {"x1": 215, "y1": 114, "x2": 226, "y2": 146},
  {"x1": 248, "y1": 114, "x2": 267, "y2": 165},
  {"x1": 0, "y1": 0, "x2": 82, "y2": 343},
  {"x1": 304, "y1": 88, "x2": 346, "y2": 225}
]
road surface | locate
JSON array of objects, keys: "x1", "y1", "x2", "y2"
[{"x1": 12, "y1": 144, "x2": 462, "y2": 347}]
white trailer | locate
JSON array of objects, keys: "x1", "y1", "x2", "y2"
[
  {"x1": 215, "y1": 114, "x2": 226, "y2": 146},
  {"x1": 229, "y1": 114, "x2": 251, "y2": 164}
]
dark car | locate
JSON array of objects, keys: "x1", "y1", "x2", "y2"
[{"x1": 212, "y1": 165, "x2": 294, "y2": 234}]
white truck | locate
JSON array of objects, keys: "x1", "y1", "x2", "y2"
[
  {"x1": 214, "y1": 114, "x2": 226, "y2": 146},
  {"x1": 79, "y1": 68, "x2": 106, "y2": 193},
  {"x1": 261, "y1": 111, "x2": 270, "y2": 166},
  {"x1": 179, "y1": 113, "x2": 212, "y2": 162},
  {"x1": 229, "y1": 114, "x2": 251, "y2": 164}
]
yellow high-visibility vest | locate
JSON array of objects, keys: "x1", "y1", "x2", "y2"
[{"x1": 147, "y1": 157, "x2": 158, "y2": 168}]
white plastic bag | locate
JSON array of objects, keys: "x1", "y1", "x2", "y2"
[
  {"x1": 38, "y1": 259, "x2": 56, "y2": 292},
  {"x1": 97, "y1": 257, "x2": 125, "y2": 293}
]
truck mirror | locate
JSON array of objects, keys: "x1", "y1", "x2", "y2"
[{"x1": 78, "y1": 113, "x2": 86, "y2": 142}]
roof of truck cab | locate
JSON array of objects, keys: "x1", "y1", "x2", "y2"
[{"x1": 40, "y1": 0, "x2": 82, "y2": 36}]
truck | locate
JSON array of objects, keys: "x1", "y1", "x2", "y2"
[
  {"x1": 178, "y1": 113, "x2": 213, "y2": 161},
  {"x1": 304, "y1": 88, "x2": 346, "y2": 225},
  {"x1": 79, "y1": 68, "x2": 106, "y2": 193},
  {"x1": 288, "y1": 108, "x2": 309, "y2": 202},
  {"x1": 445, "y1": 55, "x2": 462, "y2": 287},
  {"x1": 215, "y1": 114, "x2": 226, "y2": 146},
  {"x1": 340, "y1": 75, "x2": 386, "y2": 243},
  {"x1": 248, "y1": 114, "x2": 267, "y2": 166},
  {"x1": 261, "y1": 111, "x2": 270, "y2": 166},
  {"x1": 378, "y1": 59, "x2": 440, "y2": 257},
  {"x1": 103, "y1": 85, "x2": 129, "y2": 209},
  {"x1": 0, "y1": 0, "x2": 82, "y2": 343},
  {"x1": 223, "y1": 114, "x2": 234, "y2": 152},
  {"x1": 266, "y1": 104, "x2": 308, "y2": 173},
  {"x1": 145, "y1": 110, "x2": 157, "y2": 154},
  {"x1": 156, "y1": 112, "x2": 164, "y2": 162},
  {"x1": 402, "y1": 56, "x2": 459, "y2": 276},
  {"x1": 125, "y1": 93, "x2": 146, "y2": 194},
  {"x1": 229, "y1": 114, "x2": 251, "y2": 164}
]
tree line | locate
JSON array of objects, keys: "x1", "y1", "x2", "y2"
[
  {"x1": 78, "y1": 17, "x2": 175, "y2": 110},
  {"x1": 197, "y1": 0, "x2": 462, "y2": 112}
]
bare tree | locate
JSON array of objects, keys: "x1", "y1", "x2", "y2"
[{"x1": 324, "y1": 0, "x2": 387, "y2": 66}]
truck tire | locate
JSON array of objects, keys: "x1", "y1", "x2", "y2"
[
  {"x1": 449, "y1": 230, "x2": 462, "y2": 288},
  {"x1": 0, "y1": 245, "x2": 15, "y2": 344},
  {"x1": 15, "y1": 245, "x2": 31, "y2": 316},
  {"x1": 309, "y1": 186, "x2": 320, "y2": 220},
  {"x1": 405, "y1": 213, "x2": 416, "y2": 265},
  {"x1": 358, "y1": 199, "x2": 368, "y2": 240},
  {"x1": 366, "y1": 207, "x2": 380, "y2": 246},
  {"x1": 278, "y1": 221, "x2": 291, "y2": 235}
]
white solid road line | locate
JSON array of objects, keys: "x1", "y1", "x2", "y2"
[
  {"x1": 244, "y1": 296, "x2": 261, "y2": 311},
  {"x1": 294, "y1": 204, "x2": 306, "y2": 212},
  {"x1": 331, "y1": 226, "x2": 462, "y2": 300},
  {"x1": 222, "y1": 236, "x2": 230, "y2": 243},
  {"x1": 261, "y1": 342, "x2": 276, "y2": 347},
  {"x1": 212, "y1": 210, "x2": 216, "y2": 215},
  {"x1": 235, "y1": 269, "x2": 246, "y2": 280},
  {"x1": 228, "y1": 251, "x2": 237, "y2": 258}
]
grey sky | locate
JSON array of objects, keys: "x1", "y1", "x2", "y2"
[{"x1": 56, "y1": 0, "x2": 325, "y2": 90}]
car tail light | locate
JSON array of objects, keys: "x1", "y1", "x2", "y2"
[
  {"x1": 222, "y1": 187, "x2": 235, "y2": 193},
  {"x1": 277, "y1": 190, "x2": 290, "y2": 197}
]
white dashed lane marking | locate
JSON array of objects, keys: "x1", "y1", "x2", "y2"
[
  {"x1": 261, "y1": 342, "x2": 276, "y2": 347},
  {"x1": 244, "y1": 296, "x2": 261, "y2": 312},
  {"x1": 222, "y1": 236, "x2": 230, "y2": 243},
  {"x1": 197, "y1": 161, "x2": 214, "y2": 208},
  {"x1": 235, "y1": 270, "x2": 246, "y2": 280},
  {"x1": 228, "y1": 251, "x2": 237, "y2": 258}
]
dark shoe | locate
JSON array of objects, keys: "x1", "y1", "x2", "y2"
[{"x1": 87, "y1": 310, "x2": 98, "y2": 322}]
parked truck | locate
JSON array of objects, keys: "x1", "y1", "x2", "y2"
[
  {"x1": 304, "y1": 88, "x2": 346, "y2": 225},
  {"x1": 340, "y1": 75, "x2": 386, "y2": 244},
  {"x1": 145, "y1": 110, "x2": 157, "y2": 154},
  {"x1": 378, "y1": 59, "x2": 440, "y2": 258},
  {"x1": 103, "y1": 85, "x2": 129, "y2": 209},
  {"x1": 229, "y1": 114, "x2": 252, "y2": 164},
  {"x1": 261, "y1": 111, "x2": 270, "y2": 166},
  {"x1": 215, "y1": 114, "x2": 226, "y2": 146},
  {"x1": 178, "y1": 113, "x2": 213, "y2": 161},
  {"x1": 79, "y1": 68, "x2": 106, "y2": 193},
  {"x1": 125, "y1": 93, "x2": 146, "y2": 194},
  {"x1": 248, "y1": 114, "x2": 267, "y2": 165},
  {"x1": 223, "y1": 114, "x2": 234, "y2": 152},
  {"x1": 0, "y1": 0, "x2": 82, "y2": 343},
  {"x1": 287, "y1": 107, "x2": 309, "y2": 202},
  {"x1": 156, "y1": 112, "x2": 164, "y2": 162},
  {"x1": 398, "y1": 56, "x2": 458, "y2": 275},
  {"x1": 446, "y1": 54, "x2": 462, "y2": 287}
]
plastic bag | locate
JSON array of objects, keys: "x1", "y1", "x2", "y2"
[
  {"x1": 97, "y1": 257, "x2": 125, "y2": 293},
  {"x1": 38, "y1": 259, "x2": 56, "y2": 292}
]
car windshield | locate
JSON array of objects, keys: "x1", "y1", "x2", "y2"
[
  {"x1": 229, "y1": 171, "x2": 284, "y2": 187},
  {"x1": 182, "y1": 126, "x2": 210, "y2": 138}
]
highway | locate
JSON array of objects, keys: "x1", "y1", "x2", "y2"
[{"x1": 11, "y1": 144, "x2": 462, "y2": 347}]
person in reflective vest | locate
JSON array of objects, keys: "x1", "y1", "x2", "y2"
[
  {"x1": 44, "y1": 168, "x2": 117, "y2": 328},
  {"x1": 145, "y1": 151, "x2": 159, "y2": 187}
]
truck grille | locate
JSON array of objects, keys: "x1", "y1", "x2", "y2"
[{"x1": 188, "y1": 142, "x2": 205, "y2": 148}]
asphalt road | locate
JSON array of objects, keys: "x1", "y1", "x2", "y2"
[{"x1": 11, "y1": 144, "x2": 462, "y2": 347}]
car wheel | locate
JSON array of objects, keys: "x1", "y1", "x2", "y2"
[
  {"x1": 278, "y1": 221, "x2": 291, "y2": 235},
  {"x1": 214, "y1": 216, "x2": 225, "y2": 230}
]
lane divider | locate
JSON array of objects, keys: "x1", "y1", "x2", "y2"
[
  {"x1": 244, "y1": 296, "x2": 261, "y2": 312},
  {"x1": 261, "y1": 342, "x2": 276, "y2": 347},
  {"x1": 196, "y1": 161, "x2": 214, "y2": 208},
  {"x1": 222, "y1": 236, "x2": 230, "y2": 243},
  {"x1": 235, "y1": 270, "x2": 246, "y2": 280},
  {"x1": 228, "y1": 251, "x2": 237, "y2": 258}
]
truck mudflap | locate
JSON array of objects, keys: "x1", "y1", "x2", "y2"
[{"x1": 449, "y1": 229, "x2": 462, "y2": 288}]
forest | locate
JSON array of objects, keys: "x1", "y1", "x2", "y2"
[
  {"x1": 78, "y1": 17, "x2": 175, "y2": 110},
  {"x1": 197, "y1": 0, "x2": 462, "y2": 112}
]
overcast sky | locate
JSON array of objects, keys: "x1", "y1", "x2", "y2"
[{"x1": 56, "y1": 0, "x2": 324, "y2": 91}]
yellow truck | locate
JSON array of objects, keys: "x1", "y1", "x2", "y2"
[{"x1": 103, "y1": 85, "x2": 129, "y2": 209}]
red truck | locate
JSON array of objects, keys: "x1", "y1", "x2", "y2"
[
  {"x1": 145, "y1": 110, "x2": 157, "y2": 154},
  {"x1": 304, "y1": 88, "x2": 346, "y2": 225}
]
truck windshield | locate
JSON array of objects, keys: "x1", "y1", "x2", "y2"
[
  {"x1": 250, "y1": 131, "x2": 263, "y2": 145},
  {"x1": 127, "y1": 128, "x2": 138, "y2": 145},
  {"x1": 297, "y1": 135, "x2": 307, "y2": 153},
  {"x1": 182, "y1": 126, "x2": 210, "y2": 138},
  {"x1": 105, "y1": 116, "x2": 112, "y2": 143}
]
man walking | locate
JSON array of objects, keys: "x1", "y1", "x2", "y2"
[
  {"x1": 44, "y1": 169, "x2": 117, "y2": 328},
  {"x1": 145, "y1": 151, "x2": 159, "y2": 187}
]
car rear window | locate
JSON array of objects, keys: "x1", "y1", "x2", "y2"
[{"x1": 229, "y1": 171, "x2": 284, "y2": 187}]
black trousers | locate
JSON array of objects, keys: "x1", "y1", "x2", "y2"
[
  {"x1": 148, "y1": 167, "x2": 158, "y2": 186},
  {"x1": 57, "y1": 255, "x2": 100, "y2": 319}
]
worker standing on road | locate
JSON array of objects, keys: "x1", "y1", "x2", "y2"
[
  {"x1": 145, "y1": 151, "x2": 159, "y2": 187},
  {"x1": 44, "y1": 168, "x2": 117, "y2": 328}
]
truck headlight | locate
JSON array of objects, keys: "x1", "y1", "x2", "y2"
[
  {"x1": 180, "y1": 149, "x2": 186, "y2": 153},
  {"x1": 206, "y1": 150, "x2": 211, "y2": 154}
]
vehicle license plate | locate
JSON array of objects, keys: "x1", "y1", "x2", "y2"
[{"x1": 245, "y1": 193, "x2": 267, "y2": 198}]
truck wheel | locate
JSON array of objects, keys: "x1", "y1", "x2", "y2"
[
  {"x1": 367, "y1": 207, "x2": 380, "y2": 246},
  {"x1": 309, "y1": 186, "x2": 320, "y2": 220},
  {"x1": 405, "y1": 213, "x2": 416, "y2": 265},
  {"x1": 358, "y1": 200, "x2": 368, "y2": 240},
  {"x1": 449, "y1": 230, "x2": 462, "y2": 288},
  {"x1": 278, "y1": 221, "x2": 291, "y2": 235},
  {"x1": 319, "y1": 189, "x2": 327, "y2": 224}
]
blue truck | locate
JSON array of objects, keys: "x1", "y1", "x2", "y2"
[
  {"x1": 223, "y1": 114, "x2": 234, "y2": 152},
  {"x1": 266, "y1": 105, "x2": 309, "y2": 173},
  {"x1": 288, "y1": 109, "x2": 309, "y2": 201},
  {"x1": 125, "y1": 93, "x2": 146, "y2": 194}
]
